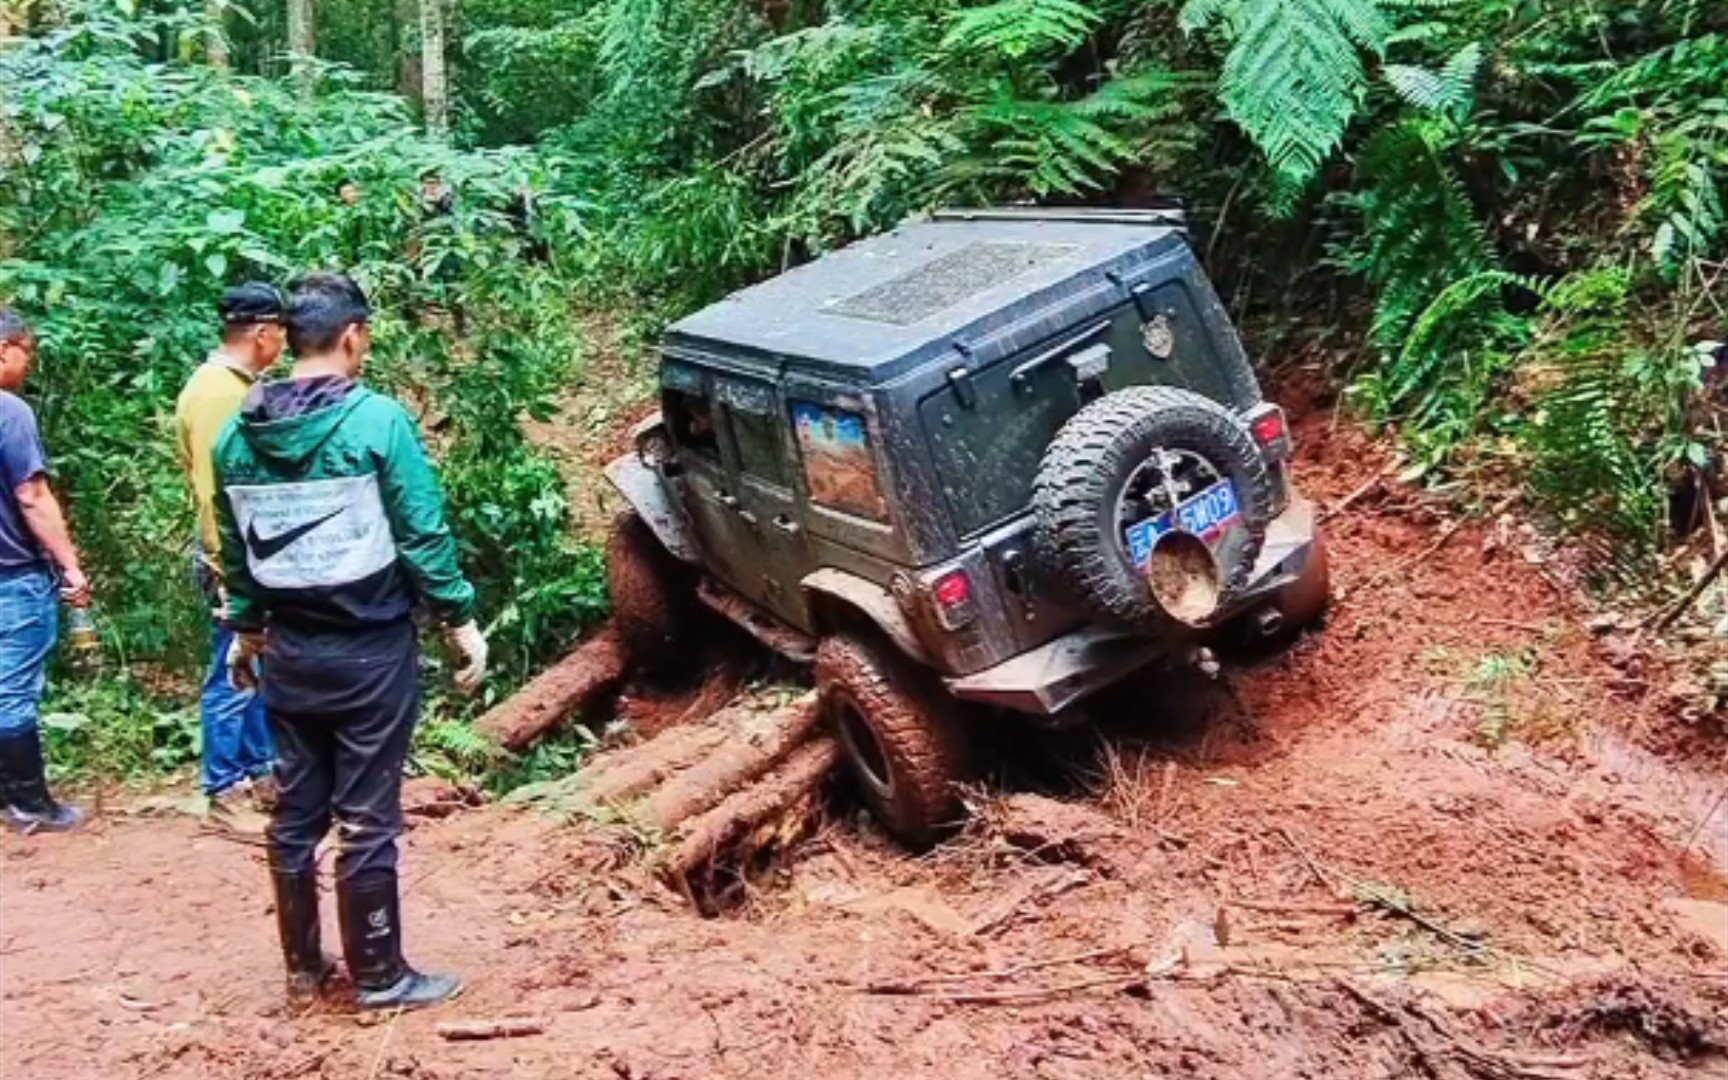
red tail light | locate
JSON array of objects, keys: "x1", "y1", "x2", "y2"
[
  {"x1": 933, "y1": 571, "x2": 972, "y2": 608},
  {"x1": 1247, "y1": 404, "x2": 1292, "y2": 462},
  {"x1": 929, "y1": 569, "x2": 976, "y2": 631},
  {"x1": 1251, "y1": 409, "x2": 1287, "y2": 447}
]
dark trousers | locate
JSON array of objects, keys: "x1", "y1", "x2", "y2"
[{"x1": 263, "y1": 620, "x2": 420, "y2": 882}]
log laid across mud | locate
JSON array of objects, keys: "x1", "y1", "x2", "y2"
[
  {"x1": 474, "y1": 629, "x2": 627, "y2": 751},
  {"x1": 637, "y1": 694, "x2": 821, "y2": 831},
  {"x1": 658, "y1": 736, "x2": 840, "y2": 886}
]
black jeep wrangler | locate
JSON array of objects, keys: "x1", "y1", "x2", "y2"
[{"x1": 607, "y1": 209, "x2": 1327, "y2": 845}]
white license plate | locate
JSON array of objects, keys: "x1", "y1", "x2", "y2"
[{"x1": 1126, "y1": 479, "x2": 1242, "y2": 569}]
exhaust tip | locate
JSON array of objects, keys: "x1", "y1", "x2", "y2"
[{"x1": 1255, "y1": 607, "x2": 1285, "y2": 637}]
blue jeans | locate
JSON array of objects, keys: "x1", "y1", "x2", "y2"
[
  {"x1": 202, "y1": 623, "x2": 275, "y2": 795},
  {"x1": 0, "y1": 568, "x2": 56, "y2": 736}
]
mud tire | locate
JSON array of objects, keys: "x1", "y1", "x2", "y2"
[
  {"x1": 607, "y1": 512, "x2": 693, "y2": 670},
  {"x1": 815, "y1": 634, "x2": 970, "y2": 849},
  {"x1": 1033, "y1": 386, "x2": 1274, "y2": 631}
]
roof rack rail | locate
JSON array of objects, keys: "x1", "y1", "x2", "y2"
[{"x1": 931, "y1": 207, "x2": 1188, "y2": 230}]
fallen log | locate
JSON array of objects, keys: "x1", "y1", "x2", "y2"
[
  {"x1": 575, "y1": 722, "x2": 737, "y2": 808},
  {"x1": 638, "y1": 693, "x2": 820, "y2": 831},
  {"x1": 475, "y1": 630, "x2": 626, "y2": 752},
  {"x1": 659, "y1": 736, "x2": 840, "y2": 894}
]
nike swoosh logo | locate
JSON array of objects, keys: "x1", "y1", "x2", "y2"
[{"x1": 247, "y1": 508, "x2": 346, "y2": 561}]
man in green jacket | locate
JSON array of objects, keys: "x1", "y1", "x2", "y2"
[{"x1": 214, "y1": 272, "x2": 488, "y2": 1012}]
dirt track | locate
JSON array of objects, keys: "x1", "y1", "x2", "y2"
[{"x1": 5, "y1": 381, "x2": 1728, "y2": 1079}]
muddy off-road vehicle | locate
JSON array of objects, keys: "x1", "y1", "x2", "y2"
[{"x1": 606, "y1": 209, "x2": 1328, "y2": 845}]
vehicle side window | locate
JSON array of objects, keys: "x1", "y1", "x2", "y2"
[
  {"x1": 666, "y1": 389, "x2": 720, "y2": 462},
  {"x1": 791, "y1": 401, "x2": 889, "y2": 522},
  {"x1": 730, "y1": 409, "x2": 788, "y2": 486}
]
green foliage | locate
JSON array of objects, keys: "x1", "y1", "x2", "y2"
[
  {"x1": 39, "y1": 674, "x2": 202, "y2": 780},
  {"x1": 1385, "y1": 42, "x2": 1482, "y2": 120},
  {"x1": 1521, "y1": 270, "x2": 1710, "y2": 565},
  {"x1": 943, "y1": 0, "x2": 1100, "y2": 59},
  {"x1": 1179, "y1": 0, "x2": 1408, "y2": 183},
  {"x1": 0, "y1": 9, "x2": 606, "y2": 710}
]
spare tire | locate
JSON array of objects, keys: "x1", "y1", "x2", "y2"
[{"x1": 1033, "y1": 386, "x2": 1274, "y2": 631}]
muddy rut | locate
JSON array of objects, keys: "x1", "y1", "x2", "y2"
[{"x1": 4, "y1": 381, "x2": 1728, "y2": 1079}]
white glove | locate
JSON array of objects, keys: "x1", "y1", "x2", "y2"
[
  {"x1": 227, "y1": 632, "x2": 265, "y2": 692},
  {"x1": 444, "y1": 621, "x2": 488, "y2": 695}
]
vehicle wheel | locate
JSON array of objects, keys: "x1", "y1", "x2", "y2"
[
  {"x1": 815, "y1": 634, "x2": 970, "y2": 849},
  {"x1": 606, "y1": 512, "x2": 693, "y2": 669},
  {"x1": 1033, "y1": 386, "x2": 1275, "y2": 632}
]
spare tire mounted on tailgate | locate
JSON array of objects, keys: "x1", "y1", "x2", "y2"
[{"x1": 1033, "y1": 386, "x2": 1274, "y2": 631}]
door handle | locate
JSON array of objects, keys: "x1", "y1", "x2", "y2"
[{"x1": 772, "y1": 515, "x2": 801, "y2": 536}]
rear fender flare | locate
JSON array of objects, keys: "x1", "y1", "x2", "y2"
[{"x1": 802, "y1": 569, "x2": 933, "y2": 668}]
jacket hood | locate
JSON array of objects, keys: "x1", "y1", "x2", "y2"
[{"x1": 235, "y1": 380, "x2": 369, "y2": 470}]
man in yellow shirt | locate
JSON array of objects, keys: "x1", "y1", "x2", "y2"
[{"x1": 176, "y1": 284, "x2": 286, "y2": 811}]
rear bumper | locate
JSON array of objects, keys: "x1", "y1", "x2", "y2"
[{"x1": 944, "y1": 497, "x2": 1319, "y2": 716}]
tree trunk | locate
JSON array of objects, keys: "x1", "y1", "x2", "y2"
[
  {"x1": 420, "y1": 0, "x2": 449, "y2": 136},
  {"x1": 394, "y1": 0, "x2": 419, "y2": 101},
  {"x1": 206, "y1": 0, "x2": 230, "y2": 70},
  {"x1": 286, "y1": 0, "x2": 315, "y2": 96}
]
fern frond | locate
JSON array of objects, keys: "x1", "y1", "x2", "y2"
[
  {"x1": 1386, "y1": 42, "x2": 1482, "y2": 119},
  {"x1": 947, "y1": 65, "x2": 1202, "y2": 197},
  {"x1": 943, "y1": 0, "x2": 1100, "y2": 59},
  {"x1": 1181, "y1": 0, "x2": 1405, "y2": 182}
]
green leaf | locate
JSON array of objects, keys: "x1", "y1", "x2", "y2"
[
  {"x1": 40, "y1": 712, "x2": 90, "y2": 733},
  {"x1": 204, "y1": 253, "x2": 228, "y2": 280},
  {"x1": 206, "y1": 208, "x2": 246, "y2": 234}
]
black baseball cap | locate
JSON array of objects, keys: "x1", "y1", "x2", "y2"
[{"x1": 218, "y1": 283, "x2": 286, "y2": 327}]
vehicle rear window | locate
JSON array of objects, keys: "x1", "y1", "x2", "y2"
[{"x1": 792, "y1": 402, "x2": 888, "y2": 522}]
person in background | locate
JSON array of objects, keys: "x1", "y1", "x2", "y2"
[
  {"x1": 214, "y1": 272, "x2": 488, "y2": 1011},
  {"x1": 0, "y1": 309, "x2": 90, "y2": 833},
  {"x1": 335, "y1": 178, "x2": 367, "y2": 267},
  {"x1": 175, "y1": 284, "x2": 286, "y2": 821}
]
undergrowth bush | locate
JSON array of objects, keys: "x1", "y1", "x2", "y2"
[{"x1": 1, "y1": 9, "x2": 608, "y2": 777}]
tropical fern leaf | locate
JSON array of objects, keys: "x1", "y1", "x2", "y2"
[
  {"x1": 949, "y1": 66, "x2": 1201, "y2": 197},
  {"x1": 1385, "y1": 42, "x2": 1482, "y2": 119},
  {"x1": 1337, "y1": 117, "x2": 1494, "y2": 346},
  {"x1": 1180, "y1": 0, "x2": 1407, "y2": 183},
  {"x1": 944, "y1": 0, "x2": 1100, "y2": 59}
]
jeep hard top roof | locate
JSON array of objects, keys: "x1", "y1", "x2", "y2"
[{"x1": 663, "y1": 209, "x2": 1190, "y2": 384}]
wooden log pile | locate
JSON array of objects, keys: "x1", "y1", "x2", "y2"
[{"x1": 476, "y1": 627, "x2": 842, "y2": 909}]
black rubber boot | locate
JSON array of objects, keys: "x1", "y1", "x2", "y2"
[
  {"x1": 0, "y1": 729, "x2": 83, "y2": 833},
  {"x1": 336, "y1": 873, "x2": 461, "y2": 1012},
  {"x1": 270, "y1": 865, "x2": 336, "y2": 1006}
]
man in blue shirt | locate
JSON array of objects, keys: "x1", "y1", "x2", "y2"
[{"x1": 0, "y1": 309, "x2": 90, "y2": 832}]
